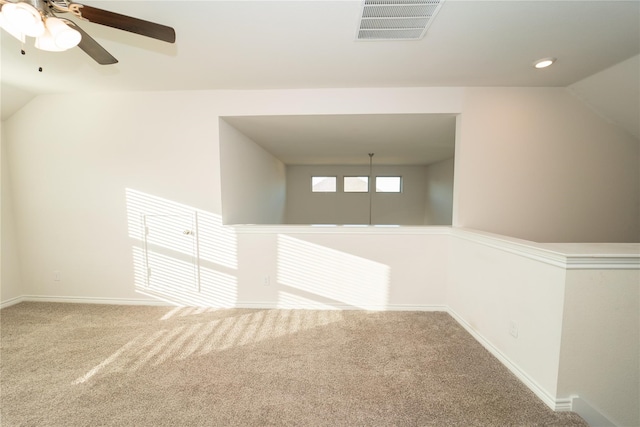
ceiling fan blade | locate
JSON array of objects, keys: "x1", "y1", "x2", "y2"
[
  {"x1": 69, "y1": 3, "x2": 176, "y2": 43},
  {"x1": 67, "y1": 21, "x2": 118, "y2": 65}
]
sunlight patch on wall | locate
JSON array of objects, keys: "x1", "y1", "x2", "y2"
[
  {"x1": 146, "y1": 247, "x2": 198, "y2": 293},
  {"x1": 132, "y1": 247, "x2": 148, "y2": 288},
  {"x1": 132, "y1": 247, "x2": 237, "y2": 307},
  {"x1": 73, "y1": 308, "x2": 344, "y2": 384},
  {"x1": 145, "y1": 214, "x2": 197, "y2": 260},
  {"x1": 277, "y1": 235, "x2": 390, "y2": 310},
  {"x1": 126, "y1": 188, "x2": 238, "y2": 306},
  {"x1": 197, "y1": 211, "x2": 238, "y2": 270},
  {"x1": 126, "y1": 188, "x2": 237, "y2": 270},
  {"x1": 198, "y1": 266, "x2": 239, "y2": 306}
]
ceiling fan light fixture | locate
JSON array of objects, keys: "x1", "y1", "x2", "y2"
[
  {"x1": 35, "y1": 28, "x2": 64, "y2": 51},
  {"x1": 1, "y1": 2, "x2": 44, "y2": 37},
  {"x1": 45, "y1": 17, "x2": 81, "y2": 50},
  {"x1": 3, "y1": 1, "x2": 175, "y2": 64},
  {"x1": 0, "y1": 10, "x2": 26, "y2": 43}
]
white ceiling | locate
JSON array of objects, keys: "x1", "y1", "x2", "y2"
[
  {"x1": 1, "y1": 0, "x2": 638, "y2": 161},
  {"x1": 222, "y1": 114, "x2": 457, "y2": 165},
  {"x1": 2, "y1": 0, "x2": 638, "y2": 96},
  {"x1": 568, "y1": 54, "x2": 640, "y2": 140}
]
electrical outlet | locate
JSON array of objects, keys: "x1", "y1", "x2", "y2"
[
  {"x1": 53, "y1": 271, "x2": 61, "y2": 282},
  {"x1": 263, "y1": 275, "x2": 270, "y2": 286},
  {"x1": 509, "y1": 321, "x2": 519, "y2": 338}
]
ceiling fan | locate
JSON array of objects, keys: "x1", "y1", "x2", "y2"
[{"x1": 0, "y1": 0, "x2": 175, "y2": 65}]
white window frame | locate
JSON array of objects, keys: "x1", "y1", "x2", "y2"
[
  {"x1": 375, "y1": 176, "x2": 402, "y2": 193},
  {"x1": 343, "y1": 176, "x2": 369, "y2": 193},
  {"x1": 311, "y1": 176, "x2": 337, "y2": 193}
]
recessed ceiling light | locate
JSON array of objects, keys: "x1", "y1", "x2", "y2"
[{"x1": 533, "y1": 57, "x2": 557, "y2": 69}]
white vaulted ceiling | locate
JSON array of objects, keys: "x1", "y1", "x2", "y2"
[
  {"x1": 1, "y1": 0, "x2": 639, "y2": 138},
  {"x1": 2, "y1": 1, "x2": 638, "y2": 92}
]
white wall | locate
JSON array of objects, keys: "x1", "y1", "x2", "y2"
[
  {"x1": 3, "y1": 85, "x2": 636, "y2": 304},
  {"x1": 231, "y1": 228, "x2": 448, "y2": 310},
  {"x1": 456, "y1": 87, "x2": 640, "y2": 243},
  {"x1": 3, "y1": 91, "x2": 221, "y2": 300},
  {"x1": 557, "y1": 269, "x2": 640, "y2": 427},
  {"x1": 373, "y1": 166, "x2": 431, "y2": 225},
  {"x1": 447, "y1": 230, "x2": 568, "y2": 403},
  {"x1": 285, "y1": 165, "x2": 429, "y2": 225},
  {"x1": 447, "y1": 230, "x2": 640, "y2": 424},
  {"x1": 3, "y1": 88, "x2": 462, "y2": 302},
  {"x1": 4, "y1": 86, "x2": 637, "y2": 305},
  {"x1": 1, "y1": 126, "x2": 23, "y2": 305},
  {"x1": 219, "y1": 119, "x2": 286, "y2": 225},
  {"x1": 423, "y1": 157, "x2": 454, "y2": 225}
]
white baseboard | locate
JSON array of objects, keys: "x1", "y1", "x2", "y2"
[
  {"x1": 447, "y1": 307, "x2": 570, "y2": 412},
  {"x1": 571, "y1": 397, "x2": 616, "y2": 427},
  {"x1": 554, "y1": 397, "x2": 574, "y2": 412},
  {"x1": 0, "y1": 296, "x2": 25, "y2": 309},
  {"x1": 235, "y1": 301, "x2": 448, "y2": 311},
  {"x1": 384, "y1": 304, "x2": 449, "y2": 312},
  {"x1": 19, "y1": 295, "x2": 172, "y2": 306},
  {"x1": 3, "y1": 295, "x2": 447, "y2": 312}
]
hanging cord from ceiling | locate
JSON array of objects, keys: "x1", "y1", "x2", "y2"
[{"x1": 369, "y1": 153, "x2": 374, "y2": 225}]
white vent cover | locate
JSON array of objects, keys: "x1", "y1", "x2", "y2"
[{"x1": 357, "y1": 0, "x2": 444, "y2": 41}]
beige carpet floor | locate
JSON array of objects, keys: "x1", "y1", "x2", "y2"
[{"x1": 1, "y1": 302, "x2": 587, "y2": 426}]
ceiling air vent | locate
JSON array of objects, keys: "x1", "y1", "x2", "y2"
[{"x1": 357, "y1": 0, "x2": 444, "y2": 41}]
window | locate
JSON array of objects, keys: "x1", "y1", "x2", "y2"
[
  {"x1": 312, "y1": 176, "x2": 400, "y2": 193},
  {"x1": 376, "y1": 176, "x2": 402, "y2": 193},
  {"x1": 343, "y1": 176, "x2": 369, "y2": 192},
  {"x1": 311, "y1": 176, "x2": 336, "y2": 192}
]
